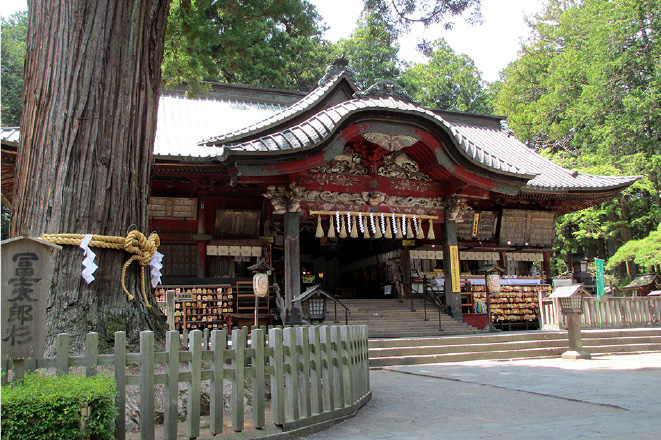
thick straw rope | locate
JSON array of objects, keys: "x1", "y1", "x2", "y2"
[{"x1": 40, "y1": 231, "x2": 160, "y2": 308}]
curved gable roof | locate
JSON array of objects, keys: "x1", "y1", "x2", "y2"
[{"x1": 218, "y1": 96, "x2": 535, "y2": 180}]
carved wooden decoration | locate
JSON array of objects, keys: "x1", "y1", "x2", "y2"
[
  {"x1": 443, "y1": 194, "x2": 471, "y2": 222},
  {"x1": 298, "y1": 189, "x2": 442, "y2": 210},
  {"x1": 378, "y1": 152, "x2": 431, "y2": 181},
  {"x1": 309, "y1": 147, "x2": 367, "y2": 175},
  {"x1": 263, "y1": 183, "x2": 306, "y2": 214}
]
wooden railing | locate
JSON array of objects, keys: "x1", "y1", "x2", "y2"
[
  {"x1": 541, "y1": 297, "x2": 661, "y2": 330},
  {"x1": 1, "y1": 325, "x2": 371, "y2": 440},
  {"x1": 394, "y1": 278, "x2": 446, "y2": 330}
]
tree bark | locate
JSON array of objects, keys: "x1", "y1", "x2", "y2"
[{"x1": 11, "y1": 0, "x2": 170, "y2": 353}]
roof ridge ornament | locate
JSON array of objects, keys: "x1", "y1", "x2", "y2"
[
  {"x1": 318, "y1": 56, "x2": 362, "y2": 89},
  {"x1": 353, "y1": 80, "x2": 417, "y2": 104}
]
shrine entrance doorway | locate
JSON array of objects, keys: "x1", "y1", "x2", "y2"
[{"x1": 294, "y1": 213, "x2": 444, "y2": 300}]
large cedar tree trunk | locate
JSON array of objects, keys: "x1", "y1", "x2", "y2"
[{"x1": 11, "y1": 0, "x2": 171, "y2": 353}]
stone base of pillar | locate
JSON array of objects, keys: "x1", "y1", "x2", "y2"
[{"x1": 561, "y1": 350, "x2": 592, "y2": 360}]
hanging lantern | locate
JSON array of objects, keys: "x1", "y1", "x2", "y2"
[
  {"x1": 340, "y1": 215, "x2": 347, "y2": 238},
  {"x1": 328, "y1": 215, "x2": 336, "y2": 238},
  {"x1": 427, "y1": 218, "x2": 435, "y2": 240},
  {"x1": 315, "y1": 216, "x2": 324, "y2": 238},
  {"x1": 350, "y1": 214, "x2": 359, "y2": 238}
]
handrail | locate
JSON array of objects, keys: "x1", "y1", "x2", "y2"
[
  {"x1": 332, "y1": 297, "x2": 351, "y2": 325},
  {"x1": 394, "y1": 277, "x2": 447, "y2": 331}
]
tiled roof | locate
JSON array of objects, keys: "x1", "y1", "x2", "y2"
[
  {"x1": 200, "y1": 71, "x2": 359, "y2": 146},
  {"x1": 623, "y1": 274, "x2": 661, "y2": 290},
  {"x1": 220, "y1": 96, "x2": 535, "y2": 178},
  {"x1": 154, "y1": 85, "x2": 302, "y2": 158},
  {"x1": 448, "y1": 122, "x2": 639, "y2": 192},
  {"x1": 0, "y1": 127, "x2": 20, "y2": 145}
]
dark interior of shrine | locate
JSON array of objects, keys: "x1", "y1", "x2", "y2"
[{"x1": 286, "y1": 222, "x2": 440, "y2": 299}]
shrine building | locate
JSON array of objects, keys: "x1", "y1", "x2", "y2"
[{"x1": 1, "y1": 60, "x2": 638, "y2": 332}]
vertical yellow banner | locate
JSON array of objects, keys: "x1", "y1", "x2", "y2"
[
  {"x1": 472, "y1": 213, "x2": 481, "y2": 237},
  {"x1": 450, "y1": 245, "x2": 460, "y2": 292}
]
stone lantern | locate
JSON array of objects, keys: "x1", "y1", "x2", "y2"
[
  {"x1": 291, "y1": 284, "x2": 349, "y2": 324},
  {"x1": 549, "y1": 284, "x2": 592, "y2": 359}
]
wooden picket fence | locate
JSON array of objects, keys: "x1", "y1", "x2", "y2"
[
  {"x1": 541, "y1": 297, "x2": 661, "y2": 330},
  {"x1": 1, "y1": 325, "x2": 371, "y2": 440}
]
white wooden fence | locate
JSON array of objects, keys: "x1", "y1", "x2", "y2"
[
  {"x1": 541, "y1": 297, "x2": 661, "y2": 330},
  {"x1": 1, "y1": 325, "x2": 371, "y2": 440}
]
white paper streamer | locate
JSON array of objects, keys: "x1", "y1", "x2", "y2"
[
  {"x1": 401, "y1": 214, "x2": 407, "y2": 236},
  {"x1": 413, "y1": 215, "x2": 419, "y2": 235},
  {"x1": 336, "y1": 211, "x2": 341, "y2": 233},
  {"x1": 346, "y1": 212, "x2": 352, "y2": 234},
  {"x1": 370, "y1": 213, "x2": 377, "y2": 234},
  {"x1": 380, "y1": 213, "x2": 386, "y2": 234},
  {"x1": 79, "y1": 234, "x2": 98, "y2": 284},
  {"x1": 358, "y1": 213, "x2": 365, "y2": 233},
  {"x1": 391, "y1": 213, "x2": 398, "y2": 234},
  {"x1": 149, "y1": 250, "x2": 164, "y2": 288}
]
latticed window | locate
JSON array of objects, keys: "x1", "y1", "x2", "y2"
[
  {"x1": 308, "y1": 297, "x2": 325, "y2": 319},
  {"x1": 159, "y1": 244, "x2": 197, "y2": 277}
]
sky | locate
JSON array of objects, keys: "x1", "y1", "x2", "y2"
[
  {"x1": 310, "y1": 0, "x2": 545, "y2": 82},
  {"x1": 2, "y1": 0, "x2": 544, "y2": 82}
]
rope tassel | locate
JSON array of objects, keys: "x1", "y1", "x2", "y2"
[
  {"x1": 350, "y1": 214, "x2": 359, "y2": 238},
  {"x1": 416, "y1": 218, "x2": 425, "y2": 240},
  {"x1": 427, "y1": 219, "x2": 436, "y2": 240},
  {"x1": 328, "y1": 216, "x2": 336, "y2": 238},
  {"x1": 339, "y1": 215, "x2": 347, "y2": 238},
  {"x1": 406, "y1": 217, "x2": 414, "y2": 239},
  {"x1": 315, "y1": 216, "x2": 324, "y2": 238}
]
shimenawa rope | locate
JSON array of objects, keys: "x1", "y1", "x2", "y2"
[{"x1": 40, "y1": 230, "x2": 160, "y2": 308}]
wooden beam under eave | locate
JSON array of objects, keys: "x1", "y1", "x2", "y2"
[{"x1": 235, "y1": 175, "x2": 289, "y2": 186}]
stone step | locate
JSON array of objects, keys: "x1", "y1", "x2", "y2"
[
  {"x1": 369, "y1": 335, "x2": 661, "y2": 358},
  {"x1": 369, "y1": 343, "x2": 661, "y2": 367},
  {"x1": 369, "y1": 328, "x2": 661, "y2": 348},
  {"x1": 334, "y1": 297, "x2": 477, "y2": 338},
  {"x1": 367, "y1": 328, "x2": 661, "y2": 366}
]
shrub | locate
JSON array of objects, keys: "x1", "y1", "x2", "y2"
[{"x1": 1, "y1": 373, "x2": 118, "y2": 440}]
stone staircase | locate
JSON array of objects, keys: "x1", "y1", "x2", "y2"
[
  {"x1": 332, "y1": 298, "x2": 477, "y2": 338},
  {"x1": 368, "y1": 328, "x2": 661, "y2": 367}
]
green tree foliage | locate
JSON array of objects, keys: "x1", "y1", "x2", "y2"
[
  {"x1": 1, "y1": 11, "x2": 28, "y2": 127},
  {"x1": 494, "y1": 0, "x2": 661, "y2": 280},
  {"x1": 162, "y1": 0, "x2": 332, "y2": 93},
  {"x1": 1, "y1": 202, "x2": 9, "y2": 240},
  {"x1": 606, "y1": 223, "x2": 661, "y2": 271},
  {"x1": 400, "y1": 38, "x2": 491, "y2": 113},
  {"x1": 331, "y1": 13, "x2": 402, "y2": 88}
]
